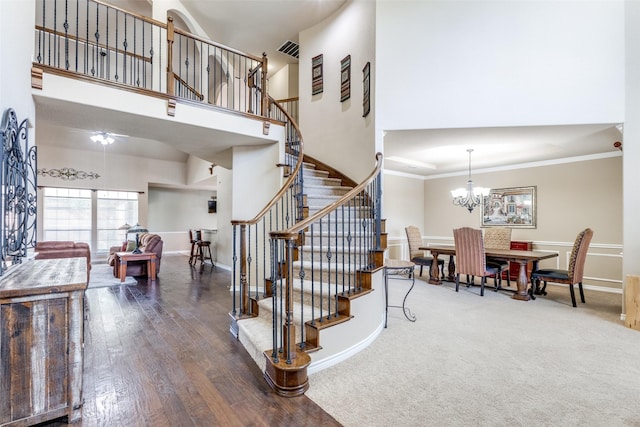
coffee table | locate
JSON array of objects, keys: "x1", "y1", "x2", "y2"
[{"x1": 115, "y1": 251, "x2": 157, "y2": 282}]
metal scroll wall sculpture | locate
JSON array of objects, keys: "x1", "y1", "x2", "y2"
[{"x1": 0, "y1": 108, "x2": 37, "y2": 276}]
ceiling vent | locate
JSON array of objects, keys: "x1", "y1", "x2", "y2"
[{"x1": 277, "y1": 40, "x2": 299, "y2": 59}]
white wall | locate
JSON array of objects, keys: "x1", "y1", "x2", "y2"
[
  {"x1": 382, "y1": 172, "x2": 425, "y2": 241},
  {"x1": 0, "y1": 1, "x2": 36, "y2": 135},
  {"x1": 269, "y1": 64, "x2": 299, "y2": 100},
  {"x1": 299, "y1": 0, "x2": 376, "y2": 182},
  {"x1": 148, "y1": 187, "x2": 217, "y2": 232},
  {"x1": 623, "y1": 1, "x2": 640, "y2": 315},
  {"x1": 376, "y1": 1, "x2": 625, "y2": 131}
]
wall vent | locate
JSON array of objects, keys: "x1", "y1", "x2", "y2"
[{"x1": 277, "y1": 40, "x2": 299, "y2": 59}]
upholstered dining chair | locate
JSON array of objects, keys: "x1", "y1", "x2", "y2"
[
  {"x1": 531, "y1": 228, "x2": 593, "y2": 307},
  {"x1": 453, "y1": 227, "x2": 500, "y2": 296},
  {"x1": 483, "y1": 227, "x2": 512, "y2": 288},
  {"x1": 405, "y1": 226, "x2": 444, "y2": 278}
]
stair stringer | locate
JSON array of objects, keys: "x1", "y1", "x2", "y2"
[
  {"x1": 306, "y1": 267, "x2": 386, "y2": 374},
  {"x1": 236, "y1": 267, "x2": 386, "y2": 375}
]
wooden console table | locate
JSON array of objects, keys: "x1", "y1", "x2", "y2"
[
  {"x1": 0, "y1": 257, "x2": 87, "y2": 426},
  {"x1": 115, "y1": 251, "x2": 157, "y2": 282}
]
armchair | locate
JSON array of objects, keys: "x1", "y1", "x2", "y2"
[{"x1": 107, "y1": 232, "x2": 163, "y2": 277}]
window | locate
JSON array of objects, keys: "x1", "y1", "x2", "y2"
[
  {"x1": 42, "y1": 187, "x2": 139, "y2": 254},
  {"x1": 97, "y1": 191, "x2": 138, "y2": 252},
  {"x1": 42, "y1": 188, "x2": 92, "y2": 243}
]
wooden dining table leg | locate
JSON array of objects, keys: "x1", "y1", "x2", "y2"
[
  {"x1": 446, "y1": 255, "x2": 456, "y2": 282},
  {"x1": 428, "y1": 251, "x2": 442, "y2": 285},
  {"x1": 119, "y1": 258, "x2": 127, "y2": 283},
  {"x1": 511, "y1": 260, "x2": 531, "y2": 301}
]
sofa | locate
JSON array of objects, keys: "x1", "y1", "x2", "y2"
[
  {"x1": 34, "y1": 241, "x2": 92, "y2": 281},
  {"x1": 107, "y1": 232, "x2": 163, "y2": 278}
]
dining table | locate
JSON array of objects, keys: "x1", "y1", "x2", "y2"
[{"x1": 418, "y1": 245, "x2": 559, "y2": 301}]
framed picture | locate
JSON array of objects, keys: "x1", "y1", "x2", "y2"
[
  {"x1": 481, "y1": 186, "x2": 537, "y2": 228},
  {"x1": 312, "y1": 54, "x2": 323, "y2": 95},
  {"x1": 362, "y1": 62, "x2": 370, "y2": 117},
  {"x1": 340, "y1": 55, "x2": 351, "y2": 102}
]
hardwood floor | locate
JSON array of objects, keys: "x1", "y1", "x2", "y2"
[{"x1": 41, "y1": 254, "x2": 341, "y2": 427}]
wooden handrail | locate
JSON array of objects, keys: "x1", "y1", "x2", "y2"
[
  {"x1": 89, "y1": 0, "x2": 168, "y2": 29},
  {"x1": 270, "y1": 152, "x2": 383, "y2": 240},
  {"x1": 231, "y1": 96, "x2": 304, "y2": 227},
  {"x1": 275, "y1": 96, "x2": 299, "y2": 104},
  {"x1": 173, "y1": 73, "x2": 204, "y2": 100},
  {"x1": 174, "y1": 27, "x2": 264, "y2": 63}
]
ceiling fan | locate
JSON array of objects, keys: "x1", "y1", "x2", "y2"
[{"x1": 90, "y1": 131, "x2": 128, "y2": 145}]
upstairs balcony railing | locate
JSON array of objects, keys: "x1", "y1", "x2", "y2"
[{"x1": 34, "y1": 0, "x2": 268, "y2": 117}]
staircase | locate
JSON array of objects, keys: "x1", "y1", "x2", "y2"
[
  {"x1": 236, "y1": 158, "x2": 386, "y2": 383},
  {"x1": 31, "y1": 0, "x2": 386, "y2": 399}
]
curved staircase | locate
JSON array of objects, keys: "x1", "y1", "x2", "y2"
[{"x1": 236, "y1": 157, "x2": 387, "y2": 389}]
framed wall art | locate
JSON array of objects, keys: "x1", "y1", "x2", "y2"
[
  {"x1": 312, "y1": 54, "x2": 323, "y2": 95},
  {"x1": 340, "y1": 55, "x2": 351, "y2": 102},
  {"x1": 363, "y1": 61, "x2": 370, "y2": 117},
  {"x1": 481, "y1": 186, "x2": 537, "y2": 228}
]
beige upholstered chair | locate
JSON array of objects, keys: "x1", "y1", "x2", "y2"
[
  {"x1": 405, "y1": 226, "x2": 444, "y2": 277},
  {"x1": 453, "y1": 227, "x2": 500, "y2": 296},
  {"x1": 531, "y1": 228, "x2": 593, "y2": 307},
  {"x1": 483, "y1": 227, "x2": 512, "y2": 288}
]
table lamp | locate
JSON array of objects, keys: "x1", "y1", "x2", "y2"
[
  {"x1": 118, "y1": 223, "x2": 131, "y2": 241},
  {"x1": 126, "y1": 223, "x2": 149, "y2": 254}
]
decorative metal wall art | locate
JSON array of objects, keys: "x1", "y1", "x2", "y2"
[
  {"x1": 312, "y1": 54, "x2": 323, "y2": 95},
  {"x1": 38, "y1": 167, "x2": 100, "y2": 180},
  {"x1": 0, "y1": 108, "x2": 37, "y2": 275},
  {"x1": 340, "y1": 55, "x2": 351, "y2": 102},
  {"x1": 363, "y1": 61, "x2": 371, "y2": 117}
]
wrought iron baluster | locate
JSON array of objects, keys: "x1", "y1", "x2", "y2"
[
  {"x1": 232, "y1": 225, "x2": 237, "y2": 315},
  {"x1": 310, "y1": 223, "x2": 316, "y2": 325},
  {"x1": 298, "y1": 229, "x2": 305, "y2": 349},
  {"x1": 122, "y1": 13, "x2": 127, "y2": 84},
  {"x1": 334, "y1": 208, "x2": 339, "y2": 312}
]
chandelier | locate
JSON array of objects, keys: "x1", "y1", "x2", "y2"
[{"x1": 451, "y1": 149, "x2": 490, "y2": 213}]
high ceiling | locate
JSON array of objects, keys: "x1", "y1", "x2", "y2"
[
  {"x1": 178, "y1": 0, "x2": 347, "y2": 75},
  {"x1": 35, "y1": 1, "x2": 624, "y2": 179},
  {"x1": 384, "y1": 124, "x2": 623, "y2": 178}
]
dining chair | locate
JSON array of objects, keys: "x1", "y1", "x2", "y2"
[
  {"x1": 531, "y1": 228, "x2": 593, "y2": 307},
  {"x1": 483, "y1": 227, "x2": 512, "y2": 288},
  {"x1": 405, "y1": 226, "x2": 444, "y2": 278},
  {"x1": 453, "y1": 227, "x2": 500, "y2": 296}
]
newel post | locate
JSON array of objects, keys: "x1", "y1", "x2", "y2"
[
  {"x1": 239, "y1": 224, "x2": 249, "y2": 315},
  {"x1": 166, "y1": 16, "x2": 175, "y2": 97},
  {"x1": 263, "y1": 235, "x2": 310, "y2": 397},
  {"x1": 261, "y1": 52, "x2": 269, "y2": 116}
]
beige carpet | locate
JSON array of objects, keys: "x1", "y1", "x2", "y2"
[{"x1": 305, "y1": 276, "x2": 640, "y2": 426}]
